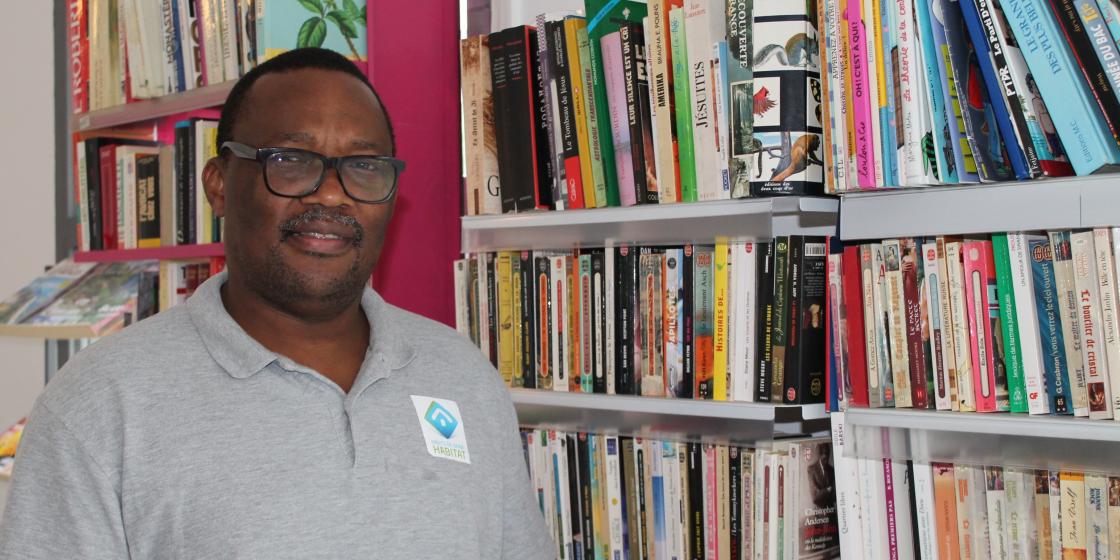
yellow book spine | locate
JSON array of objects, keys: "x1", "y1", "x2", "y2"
[
  {"x1": 496, "y1": 251, "x2": 515, "y2": 386},
  {"x1": 713, "y1": 240, "x2": 730, "y2": 401},
  {"x1": 872, "y1": 0, "x2": 887, "y2": 109},
  {"x1": 565, "y1": 18, "x2": 597, "y2": 208},
  {"x1": 511, "y1": 253, "x2": 524, "y2": 388}
]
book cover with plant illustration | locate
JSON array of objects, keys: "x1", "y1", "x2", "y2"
[{"x1": 256, "y1": 0, "x2": 367, "y2": 63}]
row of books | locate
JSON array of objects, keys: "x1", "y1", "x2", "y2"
[
  {"x1": 453, "y1": 238, "x2": 828, "y2": 404},
  {"x1": 826, "y1": 229, "x2": 1120, "y2": 420},
  {"x1": 818, "y1": 0, "x2": 1120, "y2": 191},
  {"x1": 0, "y1": 257, "x2": 223, "y2": 339},
  {"x1": 67, "y1": 0, "x2": 368, "y2": 113},
  {"x1": 74, "y1": 117, "x2": 222, "y2": 252},
  {"x1": 522, "y1": 430, "x2": 838, "y2": 560},
  {"x1": 460, "y1": 0, "x2": 823, "y2": 216},
  {"x1": 831, "y1": 413, "x2": 1120, "y2": 559}
]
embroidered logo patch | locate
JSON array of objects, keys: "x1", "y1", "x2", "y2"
[{"x1": 410, "y1": 395, "x2": 470, "y2": 464}]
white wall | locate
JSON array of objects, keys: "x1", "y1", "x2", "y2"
[
  {"x1": 489, "y1": 0, "x2": 585, "y2": 30},
  {"x1": 0, "y1": 1, "x2": 55, "y2": 512}
]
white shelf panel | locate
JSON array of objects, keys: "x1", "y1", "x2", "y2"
[
  {"x1": 838, "y1": 175, "x2": 1120, "y2": 240},
  {"x1": 73, "y1": 81, "x2": 235, "y2": 132},
  {"x1": 844, "y1": 408, "x2": 1120, "y2": 474},
  {"x1": 461, "y1": 196, "x2": 838, "y2": 253},
  {"x1": 510, "y1": 388, "x2": 828, "y2": 445}
]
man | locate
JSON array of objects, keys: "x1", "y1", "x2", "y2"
[{"x1": 0, "y1": 48, "x2": 552, "y2": 559}]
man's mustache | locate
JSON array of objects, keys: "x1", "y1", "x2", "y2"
[{"x1": 278, "y1": 208, "x2": 365, "y2": 245}]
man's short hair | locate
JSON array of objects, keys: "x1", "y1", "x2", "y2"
[{"x1": 217, "y1": 47, "x2": 396, "y2": 154}]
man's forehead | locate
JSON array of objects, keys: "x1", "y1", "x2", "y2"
[{"x1": 269, "y1": 131, "x2": 389, "y2": 152}]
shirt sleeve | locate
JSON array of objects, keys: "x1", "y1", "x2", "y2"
[
  {"x1": 496, "y1": 393, "x2": 555, "y2": 560},
  {"x1": 0, "y1": 402, "x2": 129, "y2": 560}
]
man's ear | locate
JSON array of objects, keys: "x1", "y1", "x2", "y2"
[{"x1": 202, "y1": 157, "x2": 226, "y2": 217}]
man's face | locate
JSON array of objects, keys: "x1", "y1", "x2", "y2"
[{"x1": 205, "y1": 68, "x2": 395, "y2": 318}]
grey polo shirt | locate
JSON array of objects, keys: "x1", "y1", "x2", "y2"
[{"x1": 0, "y1": 272, "x2": 552, "y2": 559}]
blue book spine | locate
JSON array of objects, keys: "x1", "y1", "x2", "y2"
[
  {"x1": 1078, "y1": 1, "x2": 1120, "y2": 100},
  {"x1": 1029, "y1": 236, "x2": 1073, "y2": 414},
  {"x1": 915, "y1": 0, "x2": 959, "y2": 182},
  {"x1": 931, "y1": 0, "x2": 980, "y2": 182},
  {"x1": 1001, "y1": 0, "x2": 1120, "y2": 174},
  {"x1": 881, "y1": 0, "x2": 900, "y2": 185},
  {"x1": 1098, "y1": 0, "x2": 1120, "y2": 50},
  {"x1": 960, "y1": 0, "x2": 1033, "y2": 178},
  {"x1": 168, "y1": 0, "x2": 186, "y2": 92}
]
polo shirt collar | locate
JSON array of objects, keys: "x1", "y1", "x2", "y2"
[{"x1": 186, "y1": 271, "x2": 416, "y2": 380}]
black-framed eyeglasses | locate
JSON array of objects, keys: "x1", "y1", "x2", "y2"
[{"x1": 221, "y1": 141, "x2": 406, "y2": 204}]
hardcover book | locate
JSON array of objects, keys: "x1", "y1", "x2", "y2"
[{"x1": 254, "y1": 0, "x2": 366, "y2": 63}]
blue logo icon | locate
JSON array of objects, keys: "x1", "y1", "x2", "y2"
[{"x1": 424, "y1": 401, "x2": 459, "y2": 439}]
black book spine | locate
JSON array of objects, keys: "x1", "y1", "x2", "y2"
[
  {"x1": 136, "y1": 154, "x2": 161, "y2": 245},
  {"x1": 488, "y1": 29, "x2": 518, "y2": 213},
  {"x1": 635, "y1": 441, "x2": 650, "y2": 559},
  {"x1": 729, "y1": 446, "x2": 741, "y2": 559},
  {"x1": 687, "y1": 442, "x2": 705, "y2": 560},
  {"x1": 554, "y1": 18, "x2": 582, "y2": 204},
  {"x1": 486, "y1": 253, "x2": 498, "y2": 366},
  {"x1": 174, "y1": 127, "x2": 189, "y2": 245},
  {"x1": 84, "y1": 140, "x2": 104, "y2": 250},
  {"x1": 577, "y1": 433, "x2": 595, "y2": 558},
  {"x1": 187, "y1": 120, "x2": 199, "y2": 245},
  {"x1": 520, "y1": 251, "x2": 536, "y2": 389},
  {"x1": 756, "y1": 241, "x2": 776, "y2": 402},
  {"x1": 784, "y1": 237, "x2": 804, "y2": 404},
  {"x1": 621, "y1": 22, "x2": 658, "y2": 204},
  {"x1": 1048, "y1": 0, "x2": 1120, "y2": 144},
  {"x1": 537, "y1": 20, "x2": 563, "y2": 208},
  {"x1": 565, "y1": 434, "x2": 584, "y2": 557},
  {"x1": 528, "y1": 24, "x2": 555, "y2": 210},
  {"x1": 681, "y1": 245, "x2": 694, "y2": 398},
  {"x1": 771, "y1": 237, "x2": 791, "y2": 402},
  {"x1": 592, "y1": 250, "x2": 607, "y2": 393},
  {"x1": 797, "y1": 237, "x2": 828, "y2": 404},
  {"x1": 616, "y1": 246, "x2": 635, "y2": 395}
]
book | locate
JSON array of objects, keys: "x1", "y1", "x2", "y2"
[
  {"x1": 1029, "y1": 235, "x2": 1075, "y2": 414},
  {"x1": 1052, "y1": 230, "x2": 1092, "y2": 416},
  {"x1": 460, "y1": 35, "x2": 502, "y2": 216},
  {"x1": 1071, "y1": 230, "x2": 1113, "y2": 419},
  {"x1": 254, "y1": 0, "x2": 367, "y2": 63}
]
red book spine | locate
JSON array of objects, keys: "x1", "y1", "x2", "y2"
[
  {"x1": 565, "y1": 157, "x2": 585, "y2": 209},
  {"x1": 901, "y1": 239, "x2": 929, "y2": 409},
  {"x1": 842, "y1": 245, "x2": 870, "y2": 406},
  {"x1": 67, "y1": 0, "x2": 88, "y2": 114},
  {"x1": 964, "y1": 240, "x2": 999, "y2": 412},
  {"x1": 99, "y1": 145, "x2": 118, "y2": 250}
]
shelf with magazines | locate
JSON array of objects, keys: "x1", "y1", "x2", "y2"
[
  {"x1": 836, "y1": 174, "x2": 1120, "y2": 241},
  {"x1": 72, "y1": 81, "x2": 235, "y2": 133},
  {"x1": 840, "y1": 407, "x2": 1120, "y2": 474},
  {"x1": 510, "y1": 388, "x2": 829, "y2": 446},
  {"x1": 73, "y1": 243, "x2": 225, "y2": 263},
  {"x1": 460, "y1": 196, "x2": 838, "y2": 253}
]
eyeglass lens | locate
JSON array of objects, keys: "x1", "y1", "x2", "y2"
[{"x1": 265, "y1": 151, "x2": 397, "y2": 202}]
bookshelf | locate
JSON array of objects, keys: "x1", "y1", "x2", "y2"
[
  {"x1": 73, "y1": 81, "x2": 235, "y2": 132},
  {"x1": 843, "y1": 408, "x2": 1120, "y2": 474},
  {"x1": 511, "y1": 388, "x2": 829, "y2": 446},
  {"x1": 838, "y1": 174, "x2": 1120, "y2": 240},
  {"x1": 461, "y1": 196, "x2": 838, "y2": 252},
  {"x1": 73, "y1": 244, "x2": 224, "y2": 263}
]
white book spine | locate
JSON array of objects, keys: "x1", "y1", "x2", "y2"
[
  {"x1": 76, "y1": 141, "x2": 90, "y2": 253},
  {"x1": 1048, "y1": 472, "x2": 1063, "y2": 560},
  {"x1": 122, "y1": 150, "x2": 137, "y2": 250},
  {"x1": 453, "y1": 260, "x2": 469, "y2": 337},
  {"x1": 684, "y1": 1, "x2": 716, "y2": 201},
  {"x1": 477, "y1": 254, "x2": 490, "y2": 356},
  {"x1": 1004, "y1": 469, "x2": 1037, "y2": 560},
  {"x1": 1071, "y1": 231, "x2": 1113, "y2": 419},
  {"x1": 823, "y1": 0, "x2": 850, "y2": 191},
  {"x1": 712, "y1": 43, "x2": 732, "y2": 200},
  {"x1": 177, "y1": 0, "x2": 200, "y2": 90},
  {"x1": 1086, "y1": 474, "x2": 1109, "y2": 560},
  {"x1": 733, "y1": 242, "x2": 758, "y2": 401},
  {"x1": 831, "y1": 413, "x2": 868, "y2": 559},
  {"x1": 1009, "y1": 232, "x2": 1051, "y2": 414},
  {"x1": 947, "y1": 241, "x2": 976, "y2": 411},
  {"x1": 1092, "y1": 229, "x2": 1120, "y2": 420},
  {"x1": 662, "y1": 442, "x2": 682, "y2": 560},
  {"x1": 923, "y1": 242, "x2": 952, "y2": 410},
  {"x1": 829, "y1": 251, "x2": 848, "y2": 409},
  {"x1": 985, "y1": 467, "x2": 1010, "y2": 560},
  {"x1": 605, "y1": 436, "x2": 625, "y2": 559},
  {"x1": 912, "y1": 461, "x2": 940, "y2": 560},
  {"x1": 892, "y1": 0, "x2": 923, "y2": 185},
  {"x1": 861, "y1": 245, "x2": 883, "y2": 405},
  {"x1": 555, "y1": 434, "x2": 574, "y2": 560},
  {"x1": 551, "y1": 256, "x2": 569, "y2": 392},
  {"x1": 219, "y1": 0, "x2": 239, "y2": 81},
  {"x1": 605, "y1": 246, "x2": 617, "y2": 394}
]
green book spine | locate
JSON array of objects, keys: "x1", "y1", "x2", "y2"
[
  {"x1": 575, "y1": 23, "x2": 608, "y2": 206},
  {"x1": 585, "y1": 0, "x2": 648, "y2": 206},
  {"x1": 669, "y1": 8, "x2": 697, "y2": 202},
  {"x1": 992, "y1": 233, "x2": 1028, "y2": 413}
]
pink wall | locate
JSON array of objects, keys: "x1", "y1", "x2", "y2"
[{"x1": 367, "y1": 2, "x2": 462, "y2": 327}]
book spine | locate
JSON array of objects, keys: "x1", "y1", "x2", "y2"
[
  {"x1": 992, "y1": 233, "x2": 1029, "y2": 413},
  {"x1": 497, "y1": 252, "x2": 515, "y2": 386},
  {"x1": 785, "y1": 238, "x2": 805, "y2": 404},
  {"x1": 693, "y1": 245, "x2": 715, "y2": 399},
  {"x1": 829, "y1": 243, "x2": 848, "y2": 409},
  {"x1": 892, "y1": 0, "x2": 923, "y2": 184},
  {"x1": 884, "y1": 239, "x2": 914, "y2": 407},
  {"x1": 865, "y1": 0, "x2": 886, "y2": 186},
  {"x1": 1029, "y1": 236, "x2": 1074, "y2": 414},
  {"x1": 668, "y1": 8, "x2": 697, "y2": 202},
  {"x1": 580, "y1": 255, "x2": 594, "y2": 393},
  {"x1": 547, "y1": 21, "x2": 581, "y2": 212},
  {"x1": 536, "y1": 17, "x2": 564, "y2": 212},
  {"x1": 648, "y1": 0, "x2": 680, "y2": 204},
  {"x1": 1071, "y1": 230, "x2": 1114, "y2": 419},
  {"x1": 1092, "y1": 228, "x2": 1120, "y2": 419},
  {"x1": 561, "y1": 19, "x2": 591, "y2": 210},
  {"x1": 771, "y1": 237, "x2": 790, "y2": 402},
  {"x1": 946, "y1": 241, "x2": 976, "y2": 411},
  {"x1": 756, "y1": 241, "x2": 776, "y2": 402},
  {"x1": 616, "y1": 247, "x2": 635, "y2": 395},
  {"x1": 797, "y1": 238, "x2": 828, "y2": 403},
  {"x1": 136, "y1": 154, "x2": 160, "y2": 248},
  {"x1": 687, "y1": 442, "x2": 705, "y2": 559},
  {"x1": 878, "y1": 0, "x2": 900, "y2": 186},
  {"x1": 1009, "y1": 232, "x2": 1051, "y2": 414},
  {"x1": 964, "y1": 240, "x2": 1001, "y2": 412},
  {"x1": 639, "y1": 250, "x2": 665, "y2": 396},
  {"x1": 567, "y1": 255, "x2": 580, "y2": 392},
  {"x1": 602, "y1": 32, "x2": 637, "y2": 207},
  {"x1": 1086, "y1": 474, "x2": 1109, "y2": 559},
  {"x1": 529, "y1": 27, "x2": 554, "y2": 211},
  {"x1": 591, "y1": 252, "x2": 606, "y2": 394},
  {"x1": 1035, "y1": 471, "x2": 1055, "y2": 560},
  {"x1": 861, "y1": 245, "x2": 885, "y2": 406},
  {"x1": 1051, "y1": 231, "x2": 1091, "y2": 416},
  {"x1": 576, "y1": 22, "x2": 608, "y2": 208},
  {"x1": 604, "y1": 437, "x2": 624, "y2": 557},
  {"x1": 924, "y1": 242, "x2": 953, "y2": 410},
  {"x1": 1060, "y1": 472, "x2": 1087, "y2": 558},
  {"x1": 466, "y1": 35, "x2": 503, "y2": 215},
  {"x1": 684, "y1": 2, "x2": 716, "y2": 202},
  {"x1": 843, "y1": 246, "x2": 871, "y2": 406},
  {"x1": 68, "y1": 0, "x2": 89, "y2": 114},
  {"x1": 901, "y1": 239, "x2": 930, "y2": 408},
  {"x1": 1001, "y1": 0, "x2": 1120, "y2": 175},
  {"x1": 1109, "y1": 475, "x2": 1120, "y2": 559},
  {"x1": 934, "y1": 238, "x2": 961, "y2": 410},
  {"x1": 75, "y1": 141, "x2": 91, "y2": 253},
  {"x1": 550, "y1": 255, "x2": 568, "y2": 391},
  {"x1": 873, "y1": 243, "x2": 899, "y2": 407},
  {"x1": 1056, "y1": 0, "x2": 1120, "y2": 136},
  {"x1": 520, "y1": 252, "x2": 535, "y2": 389},
  {"x1": 536, "y1": 256, "x2": 553, "y2": 389},
  {"x1": 664, "y1": 248, "x2": 685, "y2": 398},
  {"x1": 985, "y1": 466, "x2": 1010, "y2": 559},
  {"x1": 681, "y1": 245, "x2": 694, "y2": 399},
  {"x1": 713, "y1": 241, "x2": 730, "y2": 401},
  {"x1": 488, "y1": 30, "x2": 516, "y2": 214},
  {"x1": 621, "y1": 23, "x2": 657, "y2": 204},
  {"x1": 732, "y1": 243, "x2": 758, "y2": 402},
  {"x1": 726, "y1": 0, "x2": 755, "y2": 198}
]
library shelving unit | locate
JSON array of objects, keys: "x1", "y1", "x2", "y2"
[
  {"x1": 72, "y1": 243, "x2": 225, "y2": 263},
  {"x1": 463, "y1": 197, "x2": 840, "y2": 445},
  {"x1": 836, "y1": 174, "x2": 1120, "y2": 474},
  {"x1": 72, "y1": 82, "x2": 235, "y2": 132}
]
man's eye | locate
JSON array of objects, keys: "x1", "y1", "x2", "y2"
[{"x1": 275, "y1": 153, "x2": 309, "y2": 165}]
